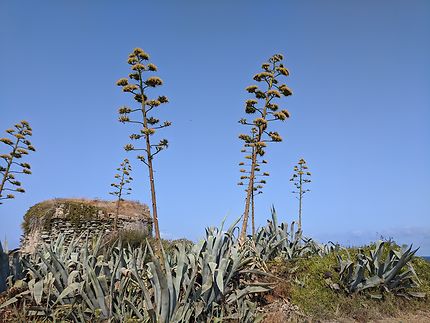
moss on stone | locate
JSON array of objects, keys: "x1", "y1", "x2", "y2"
[
  {"x1": 64, "y1": 201, "x2": 99, "y2": 227},
  {"x1": 22, "y1": 201, "x2": 57, "y2": 235},
  {"x1": 22, "y1": 200, "x2": 101, "y2": 235}
]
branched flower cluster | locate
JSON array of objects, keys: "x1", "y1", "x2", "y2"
[
  {"x1": 0, "y1": 121, "x2": 35, "y2": 205},
  {"x1": 238, "y1": 54, "x2": 293, "y2": 241},
  {"x1": 110, "y1": 158, "x2": 133, "y2": 200},
  {"x1": 110, "y1": 158, "x2": 133, "y2": 230},
  {"x1": 290, "y1": 158, "x2": 311, "y2": 232},
  {"x1": 116, "y1": 47, "x2": 171, "y2": 249},
  {"x1": 116, "y1": 48, "x2": 171, "y2": 167}
]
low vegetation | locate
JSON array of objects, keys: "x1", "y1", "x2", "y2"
[
  {"x1": 106, "y1": 228, "x2": 192, "y2": 253},
  {"x1": 0, "y1": 219, "x2": 271, "y2": 322},
  {"x1": 1, "y1": 209, "x2": 428, "y2": 322},
  {"x1": 266, "y1": 243, "x2": 430, "y2": 321}
]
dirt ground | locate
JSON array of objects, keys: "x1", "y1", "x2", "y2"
[{"x1": 262, "y1": 299, "x2": 430, "y2": 323}]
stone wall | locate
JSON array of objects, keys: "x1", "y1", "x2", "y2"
[{"x1": 20, "y1": 199, "x2": 152, "y2": 253}]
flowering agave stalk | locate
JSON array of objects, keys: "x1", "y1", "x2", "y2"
[
  {"x1": 116, "y1": 48, "x2": 171, "y2": 249},
  {"x1": 290, "y1": 158, "x2": 311, "y2": 233},
  {"x1": 238, "y1": 54, "x2": 292, "y2": 242},
  {"x1": 109, "y1": 158, "x2": 133, "y2": 230},
  {"x1": 237, "y1": 129, "x2": 269, "y2": 239},
  {"x1": 0, "y1": 121, "x2": 35, "y2": 205}
]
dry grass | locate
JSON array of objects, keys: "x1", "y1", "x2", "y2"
[
  {"x1": 34, "y1": 198, "x2": 150, "y2": 220},
  {"x1": 60, "y1": 198, "x2": 150, "y2": 220}
]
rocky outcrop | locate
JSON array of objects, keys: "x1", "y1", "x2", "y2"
[{"x1": 20, "y1": 198, "x2": 152, "y2": 253}]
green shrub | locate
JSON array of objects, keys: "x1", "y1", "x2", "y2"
[{"x1": 276, "y1": 246, "x2": 430, "y2": 321}]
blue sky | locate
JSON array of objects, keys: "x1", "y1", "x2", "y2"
[{"x1": 1, "y1": 1, "x2": 429, "y2": 254}]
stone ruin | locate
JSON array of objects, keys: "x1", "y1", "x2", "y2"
[{"x1": 20, "y1": 198, "x2": 152, "y2": 253}]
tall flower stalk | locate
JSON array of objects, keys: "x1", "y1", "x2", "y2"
[
  {"x1": 109, "y1": 158, "x2": 133, "y2": 231},
  {"x1": 290, "y1": 158, "x2": 311, "y2": 233},
  {"x1": 116, "y1": 48, "x2": 171, "y2": 251},
  {"x1": 0, "y1": 121, "x2": 35, "y2": 205},
  {"x1": 238, "y1": 54, "x2": 292, "y2": 242},
  {"x1": 237, "y1": 129, "x2": 268, "y2": 239}
]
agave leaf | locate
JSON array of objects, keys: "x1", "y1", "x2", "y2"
[
  {"x1": 37, "y1": 250, "x2": 65, "y2": 291},
  {"x1": 54, "y1": 282, "x2": 82, "y2": 305},
  {"x1": 227, "y1": 285, "x2": 271, "y2": 303},
  {"x1": 97, "y1": 275, "x2": 109, "y2": 294},
  {"x1": 350, "y1": 256, "x2": 367, "y2": 291},
  {"x1": 225, "y1": 216, "x2": 242, "y2": 238},
  {"x1": 173, "y1": 244, "x2": 185, "y2": 297},
  {"x1": 47, "y1": 247, "x2": 68, "y2": 287},
  {"x1": 124, "y1": 298, "x2": 145, "y2": 320},
  {"x1": 369, "y1": 293, "x2": 383, "y2": 299},
  {"x1": 215, "y1": 270, "x2": 224, "y2": 295},
  {"x1": 131, "y1": 249, "x2": 156, "y2": 321},
  {"x1": 87, "y1": 267, "x2": 108, "y2": 317},
  {"x1": 0, "y1": 290, "x2": 30, "y2": 309},
  {"x1": 357, "y1": 275, "x2": 384, "y2": 292},
  {"x1": 193, "y1": 301, "x2": 205, "y2": 319},
  {"x1": 201, "y1": 267, "x2": 214, "y2": 294},
  {"x1": 181, "y1": 255, "x2": 199, "y2": 305},
  {"x1": 33, "y1": 279, "x2": 44, "y2": 305},
  {"x1": 384, "y1": 245, "x2": 418, "y2": 282},
  {"x1": 408, "y1": 291, "x2": 426, "y2": 298}
]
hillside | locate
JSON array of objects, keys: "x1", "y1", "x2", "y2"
[{"x1": 262, "y1": 253, "x2": 430, "y2": 322}]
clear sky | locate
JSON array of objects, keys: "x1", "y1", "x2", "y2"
[{"x1": 1, "y1": 1, "x2": 429, "y2": 254}]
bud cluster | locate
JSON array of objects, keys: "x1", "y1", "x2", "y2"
[
  {"x1": 290, "y1": 158, "x2": 312, "y2": 197},
  {"x1": 237, "y1": 130, "x2": 269, "y2": 196},
  {"x1": 110, "y1": 158, "x2": 133, "y2": 201},
  {"x1": 0, "y1": 121, "x2": 35, "y2": 204}
]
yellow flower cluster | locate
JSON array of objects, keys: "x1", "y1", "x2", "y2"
[
  {"x1": 279, "y1": 84, "x2": 293, "y2": 96},
  {"x1": 116, "y1": 78, "x2": 128, "y2": 86},
  {"x1": 132, "y1": 48, "x2": 149, "y2": 60},
  {"x1": 145, "y1": 77, "x2": 163, "y2": 87}
]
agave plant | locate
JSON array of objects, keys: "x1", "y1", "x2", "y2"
[
  {"x1": 305, "y1": 239, "x2": 340, "y2": 258},
  {"x1": 0, "y1": 233, "x2": 143, "y2": 321},
  {"x1": 252, "y1": 207, "x2": 323, "y2": 263},
  {"x1": 0, "y1": 240, "x2": 9, "y2": 292},
  {"x1": 131, "y1": 217, "x2": 272, "y2": 322},
  {"x1": 1, "y1": 219, "x2": 272, "y2": 322},
  {"x1": 0, "y1": 240, "x2": 24, "y2": 293},
  {"x1": 335, "y1": 241, "x2": 425, "y2": 299},
  {"x1": 195, "y1": 219, "x2": 272, "y2": 318}
]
